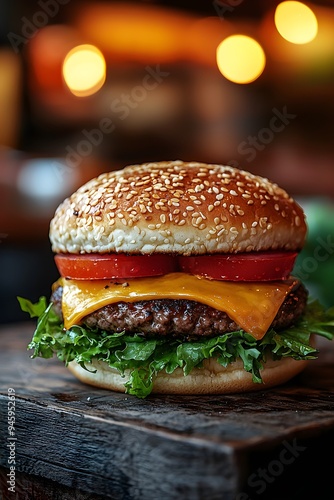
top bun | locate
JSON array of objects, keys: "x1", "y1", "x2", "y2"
[{"x1": 50, "y1": 160, "x2": 307, "y2": 255}]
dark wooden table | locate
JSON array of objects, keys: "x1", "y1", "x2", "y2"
[{"x1": 1, "y1": 322, "x2": 334, "y2": 500}]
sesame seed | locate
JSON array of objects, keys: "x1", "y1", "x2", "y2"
[
  {"x1": 208, "y1": 205, "x2": 214, "y2": 212},
  {"x1": 259, "y1": 217, "x2": 268, "y2": 228}
]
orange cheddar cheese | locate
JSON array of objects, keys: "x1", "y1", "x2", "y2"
[{"x1": 58, "y1": 273, "x2": 296, "y2": 339}]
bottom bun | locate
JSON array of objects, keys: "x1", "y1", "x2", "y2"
[{"x1": 68, "y1": 355, "x2": 310, "y2": 395}]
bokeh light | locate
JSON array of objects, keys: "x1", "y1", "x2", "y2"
[
  {"x1": 62, "y1": 44, "x2": 106, "y2": 97},
  {"x1": 274, "y1": 1, "x2": 318, "y2": 44},
  {"x1": 216, "y1": 35, "x2": 266, "y2": 84}
]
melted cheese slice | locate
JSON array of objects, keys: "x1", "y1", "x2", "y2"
[{"x1": 58, "y1": 273, "x2": 295, "y2": 340}]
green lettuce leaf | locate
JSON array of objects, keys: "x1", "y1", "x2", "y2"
[{"x1": 18, "y1": 296, "x2": 334, "y2": 398}]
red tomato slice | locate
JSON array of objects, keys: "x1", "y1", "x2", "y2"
[
  {"x1": 178, "y1": 252, "x2": 298, "y2": 281},
  {"x1": 54, "y1": 253, "x2": 178, "y2": 280}
]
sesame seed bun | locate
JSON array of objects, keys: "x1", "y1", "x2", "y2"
[
  {"x1": 49, "y1": 160, "x2": 307, "y2": 255},
  {"x1": 68, "y1": 354, "x2": 310, "y2": 395}
]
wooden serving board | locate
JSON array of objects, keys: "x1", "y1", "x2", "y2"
[{"x1": 1, "y1": 322, "x2": 334, "y2": 500}]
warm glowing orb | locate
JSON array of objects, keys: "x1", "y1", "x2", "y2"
[
  {"x1": 275, "y1": 1, "x2": 318, "y2": 44},
  {"x1": 216, "y1": 35, "x2": 266, "y2": 84},
  {"x1": 62, "y1": 44, "x2": 106, "y2": 97}
]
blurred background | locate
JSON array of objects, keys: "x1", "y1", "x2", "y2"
[{"x1": 0, "y1": 0, "x2": 334, "y2": 323}]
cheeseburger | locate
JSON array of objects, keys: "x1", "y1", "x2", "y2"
[{"x1": 19, "y1": 161, "x2": 334, "y2": 397}]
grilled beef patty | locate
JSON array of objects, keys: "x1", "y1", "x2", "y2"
[{"x1": 51, "y1": 281, "x2": 308, "y2": 340}]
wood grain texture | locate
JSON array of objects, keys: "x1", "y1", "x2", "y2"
[{"x1": 1, "y1": 322, "x2": 334, "y2": 499}]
